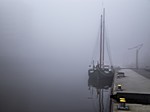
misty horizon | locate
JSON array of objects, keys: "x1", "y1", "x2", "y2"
[{"x1": 0, "y1": 0, "x2": 150, "y2": 112}]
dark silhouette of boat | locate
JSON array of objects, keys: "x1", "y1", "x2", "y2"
[
  {"x1": 88, "y1": 67, "x2": 114, "y2": 89},
  {"x1": 88, "y1": 8, "x2": 114, "y2": 89}
]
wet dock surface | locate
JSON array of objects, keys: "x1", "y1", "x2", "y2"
[
  {"x1": 113, "y1": 69, "x2": 150, "y2": 94},
  {"x1": 113, "y1": 103, "x2": 150, "y2": 112},
  {"x1": 132, "y1": 68, "x2": 150, "y2": 80},
  {"x1": 112, "y1": 68, "x2": 150, "y2": 112}
]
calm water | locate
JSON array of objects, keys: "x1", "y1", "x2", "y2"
[{"x1": 0, "y1": 58, "x2": 110, "y2": 112}]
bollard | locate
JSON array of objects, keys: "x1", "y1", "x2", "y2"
[
  {"x1": 117, "y1": 98, "x2": 129, "y2": 110},
  {"x1": 117, "y1": 84, "x2": 122, "y2": 91}
]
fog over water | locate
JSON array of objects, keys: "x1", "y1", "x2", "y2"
[{"x1": 0, "y1": 0, "x2": 150, "y2": 112}]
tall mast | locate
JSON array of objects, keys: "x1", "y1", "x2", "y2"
[
  {"x1": 100, "y1": 15, "x2": 103, "y2": 68},
  {"x1": 102, "y1": 8, "x2": 105, "y2": 68}
]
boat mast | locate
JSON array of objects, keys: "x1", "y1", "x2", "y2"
[
  {"x1": 102, "y1": 8, "x2": 105, "y2": 68},
  {"x1": 100, "y1": 15, "x2": 103, "y2": 69}
]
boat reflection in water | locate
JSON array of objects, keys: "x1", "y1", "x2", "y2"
[
  {"x1": 88, "y1": 8, "x2": 114, "y2": 112},
  {"x1": 88, "y1": 66, "x2": 114, "y2": 112}
]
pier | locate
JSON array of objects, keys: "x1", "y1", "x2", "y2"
[{"x1": 111, "y1": 68, "x2": 150, "y2": 112}]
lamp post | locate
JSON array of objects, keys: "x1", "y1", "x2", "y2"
[{"x1": 128, "y1": 44, "x2": 143, "y2": 69}]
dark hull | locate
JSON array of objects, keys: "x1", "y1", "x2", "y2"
[{"x1": 88, "y1": 69, "x2": 114, "y2": 89}]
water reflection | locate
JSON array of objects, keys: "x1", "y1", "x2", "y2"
[
  {"x1": 0, "y1": 57, "x2": 98, "y2": 112},
  {"x1": 88, "y1": 70, "x2": 113, "y2": 112}
]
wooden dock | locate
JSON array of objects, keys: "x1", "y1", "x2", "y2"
[{"x1": 111, "y1": 69, "x2": 150, "y2": 112}]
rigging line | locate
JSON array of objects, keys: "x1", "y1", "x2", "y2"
[
  {"x1": 106, "y1": 30, "x2": 113, "y2": 66},
  {"x1": 91, "y1": 33, "x2": 99, "y2": 64},
  {"x1": 91, "y1": 22, "x2": 101, "y2": 64},
  {"x1": 103, "y1": 10, "x2": 113, "y2": 66},
  {"x1": 108, "y1": 38, "x2": 113, "y2": 66},
  {"x1": 105, "y1": 35, "x2": 112, "y2": 65},
  {"x1": 103, "y1": 19, "x2": 112, "y2": 66}
]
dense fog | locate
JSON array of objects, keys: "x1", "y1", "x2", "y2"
[{"x1": 0, "y1": 0, "x2": 150, "y2": 111}]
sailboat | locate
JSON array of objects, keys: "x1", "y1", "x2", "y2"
[{"x1": 88, "y1": 8, "x2": 114, "y2": 89}]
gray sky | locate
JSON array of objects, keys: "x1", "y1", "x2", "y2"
[
  {"x1": 0, "y1": 0, "x2": 150, "y2": 111},
  {"x1": 105, "y1": 0, "x2": 150, "y2": 67},
  {"x1": 0, "y1": 0, "x2": 150, "y2": 69}
]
